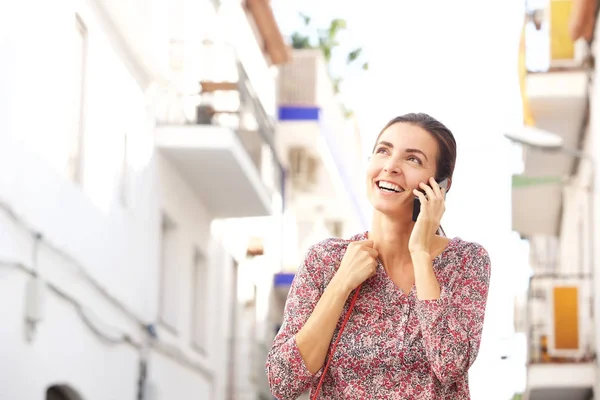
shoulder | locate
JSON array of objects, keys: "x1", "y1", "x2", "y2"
[
  {"x1": 304, "y1": 237, "x2": 350, "y2": 266},
  {"x1": 302, "y1": 231, "x2": 367, "y2": 271},
  {"x1": 448, "y1": 238, "x2": 491, "y2": 277},
  {"x1": 454, "y1": 238, "x2": 489, "y2": 260}
]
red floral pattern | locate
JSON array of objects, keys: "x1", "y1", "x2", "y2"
[{"x1": 266, "y1": 231, "x2": 491, "y2": 399}]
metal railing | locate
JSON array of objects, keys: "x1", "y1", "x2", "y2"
[
  {"x1": 192, "y1": 48, "x2": 285, "y2": 209},
  {"x1": 236, "y1": 61, "x2": 286, "y2": 209}
]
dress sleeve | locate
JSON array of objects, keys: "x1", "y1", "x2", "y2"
[
  {"x1": 265, "y1": 242, "x2": 328, "y2": 400},
  {"x1": 414, "y1": 242, "x2": 491, "y2": 385}
]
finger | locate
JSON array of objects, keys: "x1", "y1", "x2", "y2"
[
  {"x1": 413, "y1": 188, "x2": 427, "y2": 204},
  {"x1": 354, "y1": 239, "x2": 374, "y2": 248},
  {"x1": 368, "y1": 260, "x2": 378, "y2": 275},
  {"x1": 419, "y1": 181, "x2": 436, "y2": 199},
  {"x1": 363, "y1": 246, "x2": 379, "y2": 258},
  {"x1": 429, "y1": 177, "x2": 443, "y2": 198}
]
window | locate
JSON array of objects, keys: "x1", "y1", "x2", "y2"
[
  {"x1": 191, "y1": 247, "x2": 208, "y2": 354},
  {"x1": 67, "y1": 14, "x2": 87, "y2": 183},
  {"x1": 158, "y1": 213, "x2": 179, "y2": 332}
]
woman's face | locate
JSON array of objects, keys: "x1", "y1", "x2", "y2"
[{"x1": 366, "y1": 122, "x2": 439, "y2": 217}]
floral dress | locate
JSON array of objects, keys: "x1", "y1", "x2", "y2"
[{"x1": 266, "y1": 232, "x2": 491, "y2": 399}]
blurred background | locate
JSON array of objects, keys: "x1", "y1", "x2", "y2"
[{"x1": 0, "y1": 0, "x2": 597, "y2": 399}]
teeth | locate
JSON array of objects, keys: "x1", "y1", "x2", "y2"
[{"x1": 378, "y1": 181, "x2": 403, "y2": 192}]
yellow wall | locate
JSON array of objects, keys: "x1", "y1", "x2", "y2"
[
  {"x1": 550, "y1": 0, "x2": 575, "y2": 60},
  {"x1": 552, "y1": 286, "x2": 579, "y2": 350},
  {"x1": 519, "y1": 18, "x2": 535, "y2": 126}
]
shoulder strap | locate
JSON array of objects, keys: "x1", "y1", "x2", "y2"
[{"x1": 311, "y1": 284, "x2": 362, "y2": 399}]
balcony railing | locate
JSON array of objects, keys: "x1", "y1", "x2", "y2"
[
  {"x1": 196, "y1": 58, "x2": 285, "y2": 208},
  {"x1": 161, "y1": 40, "x2": 285, "y2": 209}
]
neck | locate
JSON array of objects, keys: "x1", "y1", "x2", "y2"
[{"x1": 368, "y1": 211, "x2": 414, "y2": 271}]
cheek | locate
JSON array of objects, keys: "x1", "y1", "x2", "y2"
[
  {"x1": 402, "y1": 169, "x2": 427, "y2": 189},
  {"x1": 365, "y1": 162, "x2": 379, "y2": 180}
]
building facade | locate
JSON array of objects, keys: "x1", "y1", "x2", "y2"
[
  {"x1": 0, "y1": 0, "x2": 289, "y2": 399},
  {"x1": 511, "y1": 1, "x2": 598, "y2": 399}
]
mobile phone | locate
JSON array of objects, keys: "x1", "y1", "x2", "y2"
[{"x1": 412, "y1": 178, "x2": 449, "y2": 222}]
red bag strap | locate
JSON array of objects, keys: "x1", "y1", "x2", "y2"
[{"x1": 311, "y1": 284, "x2": 362, "y2": 400}]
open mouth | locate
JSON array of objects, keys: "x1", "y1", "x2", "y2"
[{"x1": 376, "y1": 180, "x2": 404, "y2": 193}]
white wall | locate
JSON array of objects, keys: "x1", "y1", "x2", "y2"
[
  {"x1": 558, "y1": 127, "x2": 594, "y2": 278},
  {"x1": 0, "y1": 0, "x2": 236, "y2": 399},
  {"x1": 0, "y1": 268, "x2": 140, "y2": 400}
]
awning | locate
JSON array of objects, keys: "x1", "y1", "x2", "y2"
[{"x1": 512, "y1": 175, "x2": 564, "y2": 237}]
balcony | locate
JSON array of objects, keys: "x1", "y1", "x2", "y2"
[
  {"x1": 522, "y1": 0, "x2": 590, "y2": 155},
  {"x1": 156, "y1": 44, "x2": 284, "y2": 218},
  {"x1": 277, "y1": 50, "x2": 369, "y2": 230},
  {"x1": 278, "y1": 49, "x2": 332, "y2": 106},
  {"x1": 525, "y1": 0, "x2": 592, "y2": 72},
  {"x1": 512, "y1": 0, "x2": 592, "y2": 237},
  {"x1": 521, "y1": 270, "x2": 595, "y2": 400}
]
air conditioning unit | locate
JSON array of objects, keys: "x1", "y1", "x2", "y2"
[{"x1": 288, "y1": 147, "x2": 318, "y2": 191}]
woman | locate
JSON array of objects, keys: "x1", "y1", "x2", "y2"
[{"x1": 266, "y1": 113, "x2": 491, "y2": 399}]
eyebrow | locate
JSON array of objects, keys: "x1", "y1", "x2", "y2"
[{"x1": 376, "y1": 141, "x2": 429, "y2": 162}]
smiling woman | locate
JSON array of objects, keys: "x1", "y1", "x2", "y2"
[{"x1": 266, "y1": 112, "x2": 491, "y2": 400}]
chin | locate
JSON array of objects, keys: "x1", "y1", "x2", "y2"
[{"x1": 370, "y1": 198, "x2": 408, "y2": 219}]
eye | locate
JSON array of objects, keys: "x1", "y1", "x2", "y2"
[
  {"x1": 375, "y1": 146, "x2": 389, "y2": 155},
  {"x1": 407, "y1": 156, "x2": 422, "y2": 165}
]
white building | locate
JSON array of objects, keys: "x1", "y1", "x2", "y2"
[
  {"x1": 0, "y1": 0, "x2": 290, "y2": 399},
  {"x1": 253, "y1": 48, "x2": 368, "y2": 399},
  {"x1": 197, "y1": 49, "x2": 369, "y2": 400},
  {"x1": 510, "y1": 1, "x2": 598, "y2": 399}
]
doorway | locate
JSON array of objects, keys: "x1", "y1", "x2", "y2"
[{"x1": 46, "y1": 384, "x2": 83, "y2": 400}]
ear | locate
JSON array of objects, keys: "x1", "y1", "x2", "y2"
[{"x1": 445, "y1": 178, "x2": 452, "y2": 193}]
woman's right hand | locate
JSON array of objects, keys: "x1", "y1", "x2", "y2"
[{"x1": 331, "y1": 239, "x2": 379, "y2": 294}]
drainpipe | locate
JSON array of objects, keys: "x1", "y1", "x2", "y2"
[
  {"x1": 137, "y1": 324, "x2": 158, "y2": 400},
  {"x1": 24, "y1": 233, "x2": 44, "y2": 343}
]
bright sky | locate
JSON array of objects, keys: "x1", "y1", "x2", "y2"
[{"x1": 273, "y1": 1, "x2": 532, "y2": 398}]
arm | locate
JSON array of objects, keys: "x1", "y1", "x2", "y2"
[
  {"x1": 265, "y1": 241, "x2": 351, "y2": 400},
  {"x1": 412, "y1": 243, "x2": 491, "y2": 385}
]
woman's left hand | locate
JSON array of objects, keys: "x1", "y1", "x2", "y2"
[{"x1": 409, "y1": 177, "x2": 446, "y2": 255}]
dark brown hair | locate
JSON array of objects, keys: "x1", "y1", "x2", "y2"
[{"x1": 372, "y1": 113, "x2": 457, "y2": 183}]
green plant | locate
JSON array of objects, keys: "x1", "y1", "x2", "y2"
[{"x1": 290, "y1": 13, "x2": 367, "y2": 118}]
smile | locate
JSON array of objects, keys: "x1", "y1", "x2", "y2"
[{"x1": 376, "y1": 180, "x2": 404, "y2": 194}]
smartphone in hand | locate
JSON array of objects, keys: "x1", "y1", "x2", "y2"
[{"x1": 412, "y1": 178, "x2": 449, "y2": 222}]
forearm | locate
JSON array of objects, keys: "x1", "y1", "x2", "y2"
[
  {"x1": 411, "y1": 250, "x2": 441, "y2": 300},
  {"x1": 295, "y1": 278, "x2": 351, "y2": 374},
  {"x1": 416, "y1": 295, "x2": 472, "y2": 385},
  {"x1": 412, "y1": 244, "x2": 491, "y2": 385}
]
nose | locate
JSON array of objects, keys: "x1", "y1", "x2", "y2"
[{"x1": 383, "y1": 157, "x2": 400, "y2": 174}]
